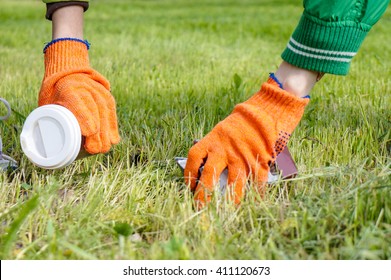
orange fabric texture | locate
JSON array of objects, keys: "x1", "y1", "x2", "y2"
[
  {"x1": 185, "y1": 78, "x2": 309, "y2": 207},
  {"x1": 39, "y1": 40, "x2": 120, "y2": 154}
]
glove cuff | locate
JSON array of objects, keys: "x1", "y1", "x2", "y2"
[
  {"x1": 43, "y1": 38, "x2": 91, "y2": 77},
  {"x1": 43, "y1": 38, "x2": 90, "y2": 53}
]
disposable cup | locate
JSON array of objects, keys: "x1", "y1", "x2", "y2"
[{"x1": 20, "y1": 105, "x2": 84, "y2": 169}]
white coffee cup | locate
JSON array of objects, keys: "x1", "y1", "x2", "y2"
[{"x1": 20, "y1": 105, "x2": 83, "y2": 169}]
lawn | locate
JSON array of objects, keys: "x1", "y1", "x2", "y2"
[{"x1": 0, "y1": 0, "x2": 390, "y2": 260}]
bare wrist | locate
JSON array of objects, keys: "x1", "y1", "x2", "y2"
[
  {"x1": 52, "y1": 6, "x2": 84, "y2": 40},
  {"x1": 275, "y1": 61, "x2": 321, "y2": 98}
]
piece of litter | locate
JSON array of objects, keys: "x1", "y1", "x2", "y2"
[
  {"x1": 0, "y1": 98, "x2": 18, "y2": 171},
  {"x1": 175, "y1": 145, "x2": 298, "y2": 192}
]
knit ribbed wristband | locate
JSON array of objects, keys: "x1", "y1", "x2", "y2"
[{"x1": 43, "y1": 39, "x2": 91, "y2": 77}]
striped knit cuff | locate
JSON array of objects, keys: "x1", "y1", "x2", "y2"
[{"x1": 281, "y1": 13, "x2": 369, "y2": 75}]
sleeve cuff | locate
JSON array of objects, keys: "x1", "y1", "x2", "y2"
[
  {"x1": 46, "y1": 1, "x2": 89, "y2": 20},
  {"x1": 281, "y1": 14, "x2": 369, "y2": 75}
]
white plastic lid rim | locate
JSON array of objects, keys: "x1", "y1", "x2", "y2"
[{"x1": 20, "y1": 105, "x2": 82, "y2": 169}]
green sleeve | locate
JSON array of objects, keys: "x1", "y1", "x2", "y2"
[
  {"x1": 43, "y1": 0, "x2": 89, "y2": 3},
  {"x1": 281, "y1": 0, "x2": 390, "y2": 75}
]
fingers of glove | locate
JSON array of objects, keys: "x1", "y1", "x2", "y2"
[
  {"x1": 82, "y1": 75, "x2": 120, "y2": 146},
  {"x1": 39, "y1": 74, "x2": 70, "y2": 106},
  {"x1": 197, "y1": 156, "x2": 227, "y2": 191},
  {"x1": 251, "y1": 161, "x2": 269, "y2": 199},
  {"x1": 89, "y1": 85, "x2": 112, "y2": 153},
  {"x1": 109, "y1": 111, "x2": 121, "y2": 145},
  {"x1": 54, "y1": 88, "x2": 100, "y2": 137},
  {"x1": 103, "y1": 92, "x2": 120, "y2": 145},
  {"x1": 226, "y1": 164, "x2": 247, "y2": 205},
  {"x1": 96, "y1": 114, "x2": 111, "y2": 154},
  {"x1": 40, "y1": 72, "x2": 118, "y2": 150},
  {"x1": 193, "y1": 157, "x2": 226, "y2": 209},
  {"x1": 38, "y1": 88, "x2": 54, "y2": 106},
  {"x1": 193, "y1": 185, "x2": 210, "y2": 210},
  {"x1": 90, "y1": 69, "x2": 111, "y2": 91},
  {"x1": 84, "y1": 133, "x2": 103, "y2": 154},
  {"x1": 251, "y1": 160, "x2": 269, "y2": 185},
  {"x1": 99, "y1": 125, "x2": 112, "y2": 154},
  {"x1": 184, "y1": 143, "x2": 208, "y2": 191}
]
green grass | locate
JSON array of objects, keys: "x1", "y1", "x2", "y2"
[{"x1": 0, "y1": 0, "x2": 390, "y2": 260}]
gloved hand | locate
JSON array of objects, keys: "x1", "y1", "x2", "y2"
[
  {"x1": 185, "y1": 78, "x2": 309, "y2": 207},
  {"x1": 39, "y1": 39, "x2": 120, "y2": 154}
]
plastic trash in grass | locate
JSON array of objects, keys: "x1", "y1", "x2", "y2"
[
  {"x1": 20, "y1": 105, "x2": 92, "y2": 169},
  {"x1": 0, "y1": 98, "x2": 18, "y2": 171},
  {"x1": 175, "y1": 141, "x2": 298, "y2": 193}
]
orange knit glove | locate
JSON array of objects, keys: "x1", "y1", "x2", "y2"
[
  {"x1": 185, "y1": 78, "x2": 309, "y2": 207},
  {"x1": 39, "y1": 39, "x2": 120, "y2": 154}
]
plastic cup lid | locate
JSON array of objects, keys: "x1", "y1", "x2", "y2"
[{"x1": 20, "y1": 105, "x2": 81, "y2": 169}]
